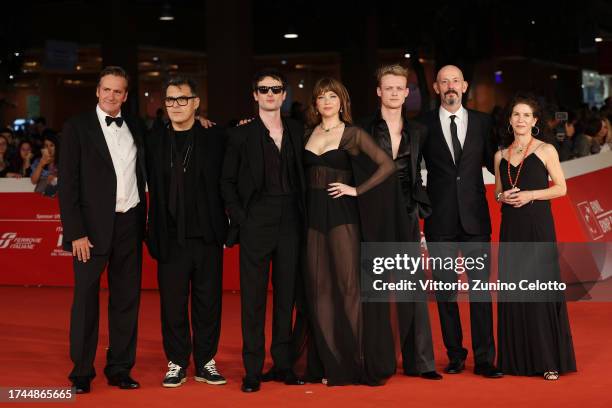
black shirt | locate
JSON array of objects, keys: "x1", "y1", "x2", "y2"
[
  {"x1": 166, "y1": 127, "x2": 203, "y2": 238},
  {"x1": 372, "y1": 113, "x2": 414, "y2": 210},
  {"x1": 261, "y1": 119, "x2": 296, "y2": 195}
]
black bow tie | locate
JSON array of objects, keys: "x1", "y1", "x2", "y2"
[{"x1": 105, "y1": 116, "x2": 124, "y2": 127}]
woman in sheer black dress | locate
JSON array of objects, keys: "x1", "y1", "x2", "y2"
[{"x1": 300, "y1": 77, "x2": 399, "y2": 385}]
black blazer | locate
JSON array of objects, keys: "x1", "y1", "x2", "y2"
[
  {"x1": 144, "y1": 122, "x2": 228, "y2": 261},
  {"x1": 420, "y1": 108, "x2": 495, "y2": 237},
  {"x1": 59, "y1": 109, "x2": 147, "y2": 254},
  {"x1": 358, "y1": 113, "x2": 431, "y2": 218},
  {"x1": 220, "y1": 117, "x2": 305, "y2": 246}
]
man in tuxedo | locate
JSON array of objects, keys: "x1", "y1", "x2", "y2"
[
  {"x1": 220, "y1": 69, "x2": 305, "y2": 393},
  {"x1": 357, "y1": 64, "x2": 441, "y2": 381},
  {"x1": 145, "y1": 77, "x2": 228, "y2": 388},
  {"x1": 420, "y1": 65, "x2": 502, "y2": 378},
  {"x1": 59, "y1": 66, "x2": 147, "y2": 393}
]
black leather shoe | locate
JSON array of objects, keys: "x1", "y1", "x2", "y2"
[
  {"x1": 72, "y1": 378, "x2": 91, "y2": 394},
  {"x1": 420, "y1": 371, "x2": 443, "y2": 380},
  {"x1": 283, "y1": 371, "x2": 306, "y2": 386},
  {"x1": 261, "y1": 369, "x2": 277, "y2": 382},
  {"x1": 444, "y1": 360, "x2": 465, "y2": 374},
  {"x1": 108, "y1": 375, "x2": 140, "y2": 389},
  {"x1": 241, "y1": 377, "x2": 261, "y2": 393},
  {"x1": 474, "y1": 363, "x2": 503, "y2": 378}
]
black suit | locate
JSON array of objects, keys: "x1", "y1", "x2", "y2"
[
  {"x1": 59, "y1": 109, "x2": 147, "y2": 381},
  {"x1": 145, "y1": 121, "x2": 228, "y2": 369},
  {"x1": 220, "y1": 117, "x2": 305, "y2": 380},
  {"x1": 358, "y1": 113, "x2": 437, "y2": 374},
  {"x1": 420, "y1": 107, "x2": 496, "y2": 366}
]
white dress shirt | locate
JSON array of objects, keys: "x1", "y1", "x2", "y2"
[
  {"x1": 96, "y1": 105, "x2": 140, "y2": 213},
  {"x1": 439, "y1": 105, "x2": 468, "y2": 164}
]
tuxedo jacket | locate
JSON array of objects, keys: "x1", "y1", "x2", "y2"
[
  {"x1": 420, "y1": 108, "x2": 495, "y2": 237},
  {"x1": 58, "y1": 109, "x2": 147, "y2": 254},
  {"x1": 145, "y1": 122, "x2": 228, "y2": 261},
  {"x1": 220, "y1": 117, "x2": 306, "y2": 246}
]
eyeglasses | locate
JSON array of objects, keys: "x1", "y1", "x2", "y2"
[
  {"x1": 256, "y1": 86, "x2": 285, "y2": 95},
  {"x1": 164, "y1": 96, "x2": 197, "y2": 107}
]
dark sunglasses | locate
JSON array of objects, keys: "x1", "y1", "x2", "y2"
[
  {"x1": 257, "y1": 86, "x2": 285, "y2": 95},
  {"x1": 164, "y1": 96, "x2": 197, "y2": 107}
]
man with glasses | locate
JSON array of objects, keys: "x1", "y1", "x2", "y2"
[
  {"x1": 221, "y1": 69, "x2": 306, "y2": 393},
  {"x1": 145, "y1": 76, "x2": 229, "y2": 388}
]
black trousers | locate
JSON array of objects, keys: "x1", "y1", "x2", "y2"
[
  {"x1": 427, "y1": 225, "x2": 495, "y2": 366},
  {"x1": 69, "y1": 208, "x2": 142, "y2": 381},
  {"x1": 239, "y1": 195, "x2": 300, "y2": 379},
  {"x1": 398, "y1": 214, "x2": 436, "y2": 374},
  {"x1": 399, "y1": 301, "x2": 436, "y2": 374},
  {"x1": 157, "y1": 238, "x2": 223, "y2": 368}
]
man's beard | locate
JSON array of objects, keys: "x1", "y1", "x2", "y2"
[{"x1": 445, "y1": 93, "x2": 459, "y2": 105}]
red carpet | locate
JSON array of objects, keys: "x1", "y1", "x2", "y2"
[{"x1": 0, "y1": 286, "x2": 609, "y2": 408}]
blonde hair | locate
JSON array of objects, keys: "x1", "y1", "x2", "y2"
[
  {"x1": 305, "y1": 77, "x2": 353, "y2": 128},
  {"x1": 376, "y1": 64, "x2": 410, "y2": 86}
]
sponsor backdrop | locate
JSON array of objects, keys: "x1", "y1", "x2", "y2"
[{"x1": 1, "y1": 154, "x2": 611, "y2": 290}]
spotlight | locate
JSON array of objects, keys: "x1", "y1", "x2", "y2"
[{"x1": 159, "y1": 3, "x2": 174, "y2": 21}]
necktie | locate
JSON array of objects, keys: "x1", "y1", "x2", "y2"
[
  {"x1": 449, "y1": 115, "x2": 462, "y2": 166},
  {"x1": 105, "y1": 116, "x2": 124, "y2": 127}
]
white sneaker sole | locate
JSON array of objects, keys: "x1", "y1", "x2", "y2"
[
  {"x1": 194, "y1": 376, "x2": 227, "y2": 385},
  {"x1": 162, "y1": 377, "x2": 187, "y2": 388}
]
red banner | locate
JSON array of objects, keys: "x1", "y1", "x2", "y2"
[{"x1": 1, "y1": 161, "x2": 611, "y2": 288}]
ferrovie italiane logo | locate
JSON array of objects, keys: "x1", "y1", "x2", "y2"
[
  {"x1": 0, "y1": 233, "x2": 17, "y2": 249},
  {"x1": 0, "y1": 232, "x2": 42, "y2": 250}
]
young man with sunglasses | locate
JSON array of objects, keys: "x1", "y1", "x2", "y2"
[
  {"x1": 221, "y1": 69, "x2": 306, "y2": 393},
  {"x1": 145, "y1": 76, "x2": 229, "y2": 388}
]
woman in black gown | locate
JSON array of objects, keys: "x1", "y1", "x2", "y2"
[
  {"x1": 302, "y1": 77, "x2": 397, "y2": 385},
  {"x1": 494, "y1": 94, "x2": 576, "y2": 380}
]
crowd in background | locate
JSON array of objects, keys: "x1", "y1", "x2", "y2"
[
  {"x1": 0, "y1": 117, "x2": 60, "y2": 196},
  {"x1": 1, "y1": 95, "x2": 611, "y2": 188},
  {"x1": 492, "y1": 96, "x2": 612, "y2": 160}
]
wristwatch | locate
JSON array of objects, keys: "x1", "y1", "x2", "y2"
[{"x1": 496, "y1": 192, "x2": 503, "y2": 202}]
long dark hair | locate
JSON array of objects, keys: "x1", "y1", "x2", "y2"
[
  {"x1": 42, "y1": 131, "x2": 60, "y2": 167},
  {"x1": 501, "y1": 93, "x2": 550, "y2": 147},
  {"x1": 11, "y1": 139, "x2": 34, "y2": 175}
]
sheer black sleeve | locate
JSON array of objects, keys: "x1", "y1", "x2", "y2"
[{"x1": 342, "y1": 126, "x2": 395, "y2": 196}]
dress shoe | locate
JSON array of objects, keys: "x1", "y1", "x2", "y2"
[
  {"x1": 474, "y1": 363, "x2": 503, "y2": 378},
  {"x1": 72, "y1": 378, "x2": 90, "y2": 394},
  {"x1": 420, "y1": 371, "x2": 443, "y2": 380},
  {"x1": 108, "y1": 374, "x2": 140, "y2": 389},
  {"x1": 444, "y1": 360, "x2": 465, "y2": 374},
  {"x1": 261, "y1": 368, "x2": 278, "y2": 382},
  {"x1": 282, "y1": 370, "x2": 306, "y2": 386},
  {"x1": 241, "y1": 377, "x2": 261, "y2": 393},
  {"x1": 261, "y1": 368, "x2": 304, "y2": 385}
]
